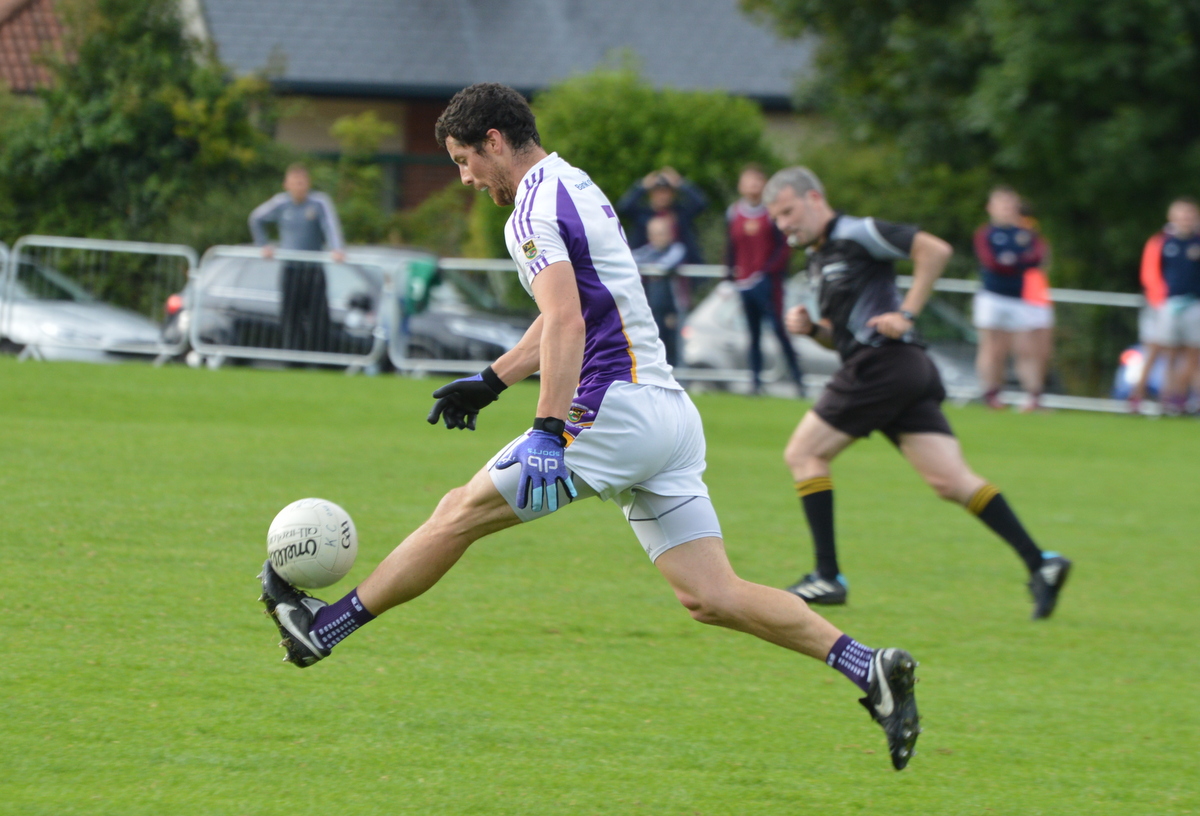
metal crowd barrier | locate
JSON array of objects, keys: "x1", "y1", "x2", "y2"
[
  {"x1": 1, "y1": 235, "x2": 197, "y2": 362},
  {"x1": 405, "y1": 258, "x2": 1152, "y2": 413},
  {"x1": 189, "y1": 246, "x2": 391, "y2": 371}
]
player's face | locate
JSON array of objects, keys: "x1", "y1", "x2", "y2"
[
  {"x1": 1168, "y1": 202, "x2": 1200, "y2": 237},
  {"x1": 768, "y1": 186, "x2": 824, "y2": 247},
  {"x1": 446, "y1": 135, "x2": 516, "y2": 206}
]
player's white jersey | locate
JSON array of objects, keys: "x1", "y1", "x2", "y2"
[{"x1": 505, "y1": 153, "x2": 680, "y2": 397}]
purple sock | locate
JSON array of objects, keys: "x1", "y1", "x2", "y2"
[
  {"x1": 826, "y1": 634, "x2": 874, "y2": 693},
  {"x1": 310, "y1": 588, "x2": 376, "y2": 651}
]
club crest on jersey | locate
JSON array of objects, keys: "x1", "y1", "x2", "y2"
[
  {"x1": 522, "y1": 239, "x2": 539, "y2": 260},
  {"x1": 567, "y1": 405, "x2": 585, "y2": 423}
]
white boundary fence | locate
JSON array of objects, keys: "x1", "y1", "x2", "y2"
[
  {"x1": 1, "y1": 235, "x2": 197, "y2": 361},
  {"x1": 415, "y1": 258, "x2": 1150, "y2": 413},
  {"x1": 189, "y1": 246, "x2": 391, "y2": 371}
]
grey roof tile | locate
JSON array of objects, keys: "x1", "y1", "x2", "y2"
[{"x1": 200, "y1": 0, "x2": 811, "y2": 105}]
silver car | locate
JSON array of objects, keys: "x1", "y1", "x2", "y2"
[
  {"x1": 681, "y1": 278, "x2": 979, "y2": 395},
  {"x1": 1, "y1": 257, "x2": 165, "y2": 362}
]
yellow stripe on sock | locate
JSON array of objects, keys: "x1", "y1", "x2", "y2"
[
  {"x1": 796, "y1": 477, "x2": 834, "y2": 498},
  {"x1": 967, "y1": 483, "x2": 1001, "y2": 515}
]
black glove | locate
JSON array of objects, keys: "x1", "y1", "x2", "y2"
[{"x1": 426, "y1": 366, "x2": 507, "y2": 430}]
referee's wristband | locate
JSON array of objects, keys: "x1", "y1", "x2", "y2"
[{"x1": 533, "y1": 416, "x2": 566, "y2": 442}]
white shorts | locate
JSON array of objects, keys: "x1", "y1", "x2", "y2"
[
  {"x1": 973, "y1": 290, "x2": 1054, "y2": 332},
  {"x1": 1144, "y1": 298, "x2": 1200, "y2": 348},
  {"x1": 486, "y1": 381, "x2": 720, "y2": 561}
]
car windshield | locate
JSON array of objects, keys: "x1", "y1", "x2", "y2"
[{"x1": 6, "y1": 260, "x2": 97, "y2": 303}]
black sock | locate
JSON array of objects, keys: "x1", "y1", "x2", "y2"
[
  {"x1": 797, "y1": 477, "x2": 838, "y2": 580},
  {"x1": 967, "y1": 484, "x2": 1044, "y2": 572}
]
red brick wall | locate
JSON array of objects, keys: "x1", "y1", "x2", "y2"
[{"x1": 400, "y1": 98, "x2": 458, "y2": 208}]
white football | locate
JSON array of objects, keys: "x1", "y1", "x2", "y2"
[{"x1": 266, "y1": 498, "x2": 357, "y2": 589}]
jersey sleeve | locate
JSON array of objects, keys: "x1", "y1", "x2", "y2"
[
  {"x1": 512, "y1": 205, "x2": 571, "y2": 280},
  {"x1": 863, "y1": 218, "x2": 919, "y2": 260},
  {"x1": 248, "y1": 193, "x2": 286, "y2": 245}
]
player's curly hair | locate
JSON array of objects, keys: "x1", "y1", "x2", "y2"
[{"x1": 434, "y1": 83, "x2": 541, "y2": 154}]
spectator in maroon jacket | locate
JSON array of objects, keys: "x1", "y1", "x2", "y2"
[{"x1": 727, "y1": 164, "x2": 803, "y2": 394}]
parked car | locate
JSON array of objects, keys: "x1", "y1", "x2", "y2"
[
  {"x1": 181, "y1": 251, "x2": 386, "y2": 356},
  {"x1": 173, "y1": 246, "x2": 533, "y2": 370},
  {"x1": 0, "y1": 257, "x2": 165, "y2": 362},
  {"x1": 398, "y1": 281, "x2": 531, "y2": 362},
  {"x1": 680, "y1": 278, "x2": 980, "y2": 393}
]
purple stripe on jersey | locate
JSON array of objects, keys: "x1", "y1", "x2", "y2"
[
  {"x1": 523, "y1": 168, "x2": 544, "y2": 237},
  {"x1": 514, "y1": 168, "x2": 545, "y2": 241},
  {"x1": 602, "y1": 205, "x2": 615, "y2": 218},
  {"x1": 554, "y1": 180, "x2": 635, "y2": 388}
]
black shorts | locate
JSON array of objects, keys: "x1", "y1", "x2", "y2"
[{"x1": 813, "y1": 343, "x2": 954, "y2": 445}]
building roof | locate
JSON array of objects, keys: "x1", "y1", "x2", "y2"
[
  {"x1": 200, "y1": 0, "x2": 811, "y2": 109},
  {"x1": 0, "y1": 0, "x2": 62, "y2": 92}
]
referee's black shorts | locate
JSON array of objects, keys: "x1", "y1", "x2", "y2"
[{"x1": 813, "y1": 343, "x2": 954, "y2": 445}]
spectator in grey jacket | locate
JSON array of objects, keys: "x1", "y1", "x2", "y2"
[{"x1": 249, "y1": 164, "x2": 346, "y2": 351}]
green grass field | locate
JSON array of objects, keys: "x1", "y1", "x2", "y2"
[{"x1": 1, "y1": 357, "x2": 1197, "y2": 815}]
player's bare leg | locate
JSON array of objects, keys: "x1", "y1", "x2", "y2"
[
  {"x1": 657, "y1": 536, "x2": 920, "y2": 768},
  {"x1": 260, "y1": 468, "x2": 519, "y2": 667},
  {"x1": 782, "y1": 411, "x2": 855, "y2": 603},
  {"x1": 357, "y1": 468, "x2": 520, "y2": 614},
  {"x1": 976, "y1": 328, "x2": 1012, "y2": 408},
  {"x1": 656, "y1": 536, "x2": 839, "y2": 657},
  {"x1": 897, "y1": 432, "x2": 985, "y2": 504},
  {"x1": 783, "y1": 410, "x2": 855, "y2": 481},
  {"x1": 898, "y1": 432, "x2": 1070, "y2": 619}
]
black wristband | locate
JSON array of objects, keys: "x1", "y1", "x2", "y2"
[
  {"x1": 808, "y1": 321, "x2": 821, "y2": 338},
  {"x1": 533, "y1": 416, "x2": 566, "y2": 441},
  {"x1": 900, "y1": 309, "x2": 917, "y2": 322},
  {"x1": 481, "y1": 365, "x2": 508, "y2": 395}
]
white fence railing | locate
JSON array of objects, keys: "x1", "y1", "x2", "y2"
[
  {"x1": 415, "y1": 258, "x2": 1150, "y2": 412},
  {"x1": 1, "y1": 235, "x2": 197, "y2": 361}
]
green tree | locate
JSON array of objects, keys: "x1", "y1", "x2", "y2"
[
  {"x1": 0, "y1": 0, "x2": 284, "y2": 244},
  {"x1": 743, "y1": 0, "x2": 1200, "y2": 290},
  {"x1": 466, "y1": 67, "x2": 778, "y2": 259}
]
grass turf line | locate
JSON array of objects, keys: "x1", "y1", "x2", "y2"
[{"x1": 0, "y1": 357, "x2": 1196, "y2": 815}]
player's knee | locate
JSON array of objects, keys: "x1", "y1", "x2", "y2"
[
  {"x1": 431, "y1": 484, "x2": 493, "y2": 537},
  {"x1": 926, "y1": 474, "x2": 960, "y2": 502},
  {"x1": 674, "y1": 587, "x2": 736, "y2": 627}
]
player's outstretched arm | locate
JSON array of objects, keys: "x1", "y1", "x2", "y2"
[{"x1": 426, "y1": 317, "x2": 546, "y2": 431}]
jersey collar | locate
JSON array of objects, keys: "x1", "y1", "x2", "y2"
[{"x1": 516, "y1": 152, "x2": 561, "y2": 192}]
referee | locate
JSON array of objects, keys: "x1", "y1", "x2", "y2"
[{"x1": 762, "y1": 167, "x2": 1071, "y2": 620}]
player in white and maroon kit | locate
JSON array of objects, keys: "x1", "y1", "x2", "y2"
[{"x1": 257, "y1": 84, "x2": 920, "y2": 769}]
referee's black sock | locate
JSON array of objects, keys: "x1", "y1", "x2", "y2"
[
  {"x1": 966, "y1": 484, "x2": 1044, "y2": 572},
  {"x1": 797, "y1": 477, "x2": 839, "y2": 580}
]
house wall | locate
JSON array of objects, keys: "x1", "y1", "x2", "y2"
[{"x1": 273, "y1": 95, "x2": 458, "y2": 210}]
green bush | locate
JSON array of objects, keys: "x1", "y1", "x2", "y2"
[{"x1": 463, "y1": 67, "x2": 779, "y2": 260}]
